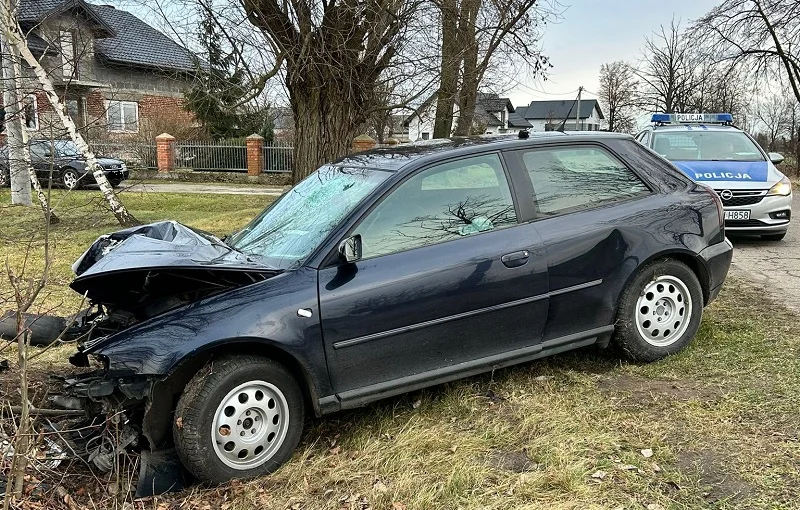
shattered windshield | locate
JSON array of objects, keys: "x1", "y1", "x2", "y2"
[{"x1": 227, "y1": 166, "x2": 391, "y2": 269}]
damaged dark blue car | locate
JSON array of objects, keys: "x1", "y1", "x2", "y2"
[{"x1": 57, "y1": 132, "x2": 733, "y2": 494}]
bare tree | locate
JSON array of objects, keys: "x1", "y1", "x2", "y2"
[
  {"x1": 755, "y1": 94, "x2": 790, "y2": 150},
  {"x1": 432, "y1": 0, "x2": 461, "y2": 138},
  {"x1": 694, "y1": 0, "x2": 800, "y2": 104},
  {"x1": 451, "y1": 0, "x2": 553, "y2": 136},
  {"x1": 598, "y1": 61, "x2": 638, "y2": 133},
  {"x1": 240, "y1": 0, "x2": 424, "y2": 181},
  {"x1": 635, "y1": 19, "x2": 698, "y2": 113}
]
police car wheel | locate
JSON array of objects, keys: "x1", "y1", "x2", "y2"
[
  {"x1": 761, "y1": 232, "x2": 786, "y2": 241},
  {"x1": 613, "y1": 259, "x2": 703, "y2": 362}
]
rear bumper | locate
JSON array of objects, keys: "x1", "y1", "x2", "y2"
[{"x1": 698, "y1": 237, "x2": 733, "y2": 305}]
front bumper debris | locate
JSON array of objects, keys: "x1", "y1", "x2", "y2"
[{"x1": 49, "y1": 371, "x2": 188, "y2": 497}]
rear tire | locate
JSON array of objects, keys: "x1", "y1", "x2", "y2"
[
  {"x1": 761, "y1": 232, "x2": 786, "y2": 241},
  {"x1": 173, "y1": 355, "x2": 304, "y2": 484},
  {"x1": 613, "y1": 259, "x2": 703, "y2": 362}
]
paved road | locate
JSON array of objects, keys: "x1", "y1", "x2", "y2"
[
  {"x1": 728, "y1": 194, "x2": 799, "y2": 314},
  {"x1": 120, "y1": 181, "x2": 285, "y2": 196}
]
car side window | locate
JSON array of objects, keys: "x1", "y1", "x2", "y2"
[
  {"x1": 512, "y1": 146, "x2": 650, "y2": 216},
  {"x1": 635, "y1": 131, "x2": 650, "y2": 145},
  {"x1": 356, "y1": 153, "x2": 518, "y2": 259},
  {"x1": 29, "y1": 143, "x2": 49, "y2": 160}
]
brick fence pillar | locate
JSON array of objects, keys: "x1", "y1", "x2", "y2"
[
  {"x1": 246, "y1": 134, "x2": 264, "y2": 176},
  {"x1": 155, "y1": 133, "x2": 176, "y2": 173},
  {"x1": 351, "y1": 134, "x2": 376, "y2": 153}
]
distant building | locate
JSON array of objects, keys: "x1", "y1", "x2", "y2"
[
  {"x1": 402, "y1": 92, "x2": 531, "y2": 141},
  {"x1": 516, "y1": 99, "x2": 604, "y2": 132},
  {"x1": 4, "y1": 0, "x2": 198, "y2": 140}
]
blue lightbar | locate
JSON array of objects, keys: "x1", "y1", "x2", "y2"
[{"x1": 651, "y1": 113, "x2": 733, "y2": 124}]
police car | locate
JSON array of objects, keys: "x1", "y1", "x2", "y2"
[{"x1": 636, "y1": 113, "x2": 792, "y2": 241}]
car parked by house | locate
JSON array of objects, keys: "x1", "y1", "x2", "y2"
[
  {"x1": 58, "y1": 132, "x2": 732, "y2": 490},
  {"x1": 0, "y1": 139, "x2": 129, "y2": 189},
  {"x1": 636, "y1": 113, "x2": 792, "y2": 241}
]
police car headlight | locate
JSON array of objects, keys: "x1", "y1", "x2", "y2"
[{"x1": 767, "y1": 177, "x2": 792, "y2": 196}]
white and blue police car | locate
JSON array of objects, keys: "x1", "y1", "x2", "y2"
[{"x1": 636, "y1": 113, "x2": 792, "y2": 241}]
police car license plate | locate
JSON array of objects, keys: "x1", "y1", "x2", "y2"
[{"x1": 724, "y1": 210, "x2": 750, "y2": 221}]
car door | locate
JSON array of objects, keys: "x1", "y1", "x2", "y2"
[
  {"x1": 502, "y1": 144, "x2": 653, "y2": 341},
  {"x1": 317, "y1": 152, "x2": 549, "y2": 402}
]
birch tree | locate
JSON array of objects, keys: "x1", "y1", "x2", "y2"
[{"x1": 0, "y1": 0, "x2": 139, "y2": 227}]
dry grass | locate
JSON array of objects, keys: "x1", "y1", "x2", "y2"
[{"x1": 2, "y1": 189, "x2": 799, "y2": 509}]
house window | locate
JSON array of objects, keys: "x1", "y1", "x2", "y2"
[
  {"x1": 23, "y1": 94, "x2": 38, "y2": 130},
  {"x1": 106, "y1": 100, "x2": 139, "y2": 132},
  {"x1": 421, "y1": 132, "x2": 430, "y2": 140},
  {"x1": 60, "y1": 30, "x2": 78, "y2": 79}
]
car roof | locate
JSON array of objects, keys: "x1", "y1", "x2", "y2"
[{"x1": 334, "y1": 131, "x2": 633, "y2": 172}]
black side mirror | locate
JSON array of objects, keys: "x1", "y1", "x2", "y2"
[
  {"x1": 338, "y1": 234, "x2": 362, "y2": 263},
  {"x1": 769, "y1": 152, "x2": 785, "y2": 165}
]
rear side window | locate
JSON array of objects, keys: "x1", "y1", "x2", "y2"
[
  {"x1": 356, "y1": 153, "x2": 518, "y2": 258},
  {"x1": 511, "y1": 146, "x2": 651, "y2": 216}
]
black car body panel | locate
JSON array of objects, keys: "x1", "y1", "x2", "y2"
[{"x1": 66, "y1": 133, "x2": 732, "y2": 418}]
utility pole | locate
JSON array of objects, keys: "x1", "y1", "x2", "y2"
[
  {"x1": 1, "y1": 21, "x2": 32, "y2": 206},
  {"x1": 575, "y1": 86, "x2": 583, "y2": 131}
]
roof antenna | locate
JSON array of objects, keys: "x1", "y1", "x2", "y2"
[{"x1": 518, "y1": 129, "x2": 529, "y2": 139}]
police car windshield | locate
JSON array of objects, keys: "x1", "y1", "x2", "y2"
[{"x1": 652, "y1": 131, "x2": 764, "y2": 162}]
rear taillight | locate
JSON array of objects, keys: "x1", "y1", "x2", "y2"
[{"x1": 701, "y1": 184, "x2": 724, "y2": 229}]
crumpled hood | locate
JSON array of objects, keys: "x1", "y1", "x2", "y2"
[{"x1": 71, "y1": 221, "x2": 276, "y2": 303}]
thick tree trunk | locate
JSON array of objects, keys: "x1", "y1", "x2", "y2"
[
  {"x1": 433, "y1": 0, "x2": 460, "y2": 139},
  {"x1": 290, "y1": 80, "x2": 363, "y2": 182},
  {"x1": 453, "y1": 0, "x2": 480, "y2": 137},
  {"x1": 0, "y1": 4, "x2": 138, "y2": 227}
]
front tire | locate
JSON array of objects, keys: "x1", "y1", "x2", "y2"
[
  {"x1": 761, "y1": 232, "x2": 786, "y2": 241},
  {"x1": 613, "y1": 259, "x2": 703, "y2": 362},
  {"x1": 173, "y1": 356, "x2": 304, "y2": 484}
]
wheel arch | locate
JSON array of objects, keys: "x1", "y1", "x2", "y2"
[
  {"x1": 142, "y1": 338, "x2": 320, "y2": 449},
  {"x1": 620, "y1": 249, "x2": 711, "y2": 306}
]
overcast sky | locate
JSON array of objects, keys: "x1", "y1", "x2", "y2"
[{"x1": 506, "y1": 0, "x2": 720, "y2": 108}]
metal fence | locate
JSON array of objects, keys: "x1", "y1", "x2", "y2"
[
  {"x1": 263, "y1": 141, "x2": 293, "y2": 173},
  {"x1": 89, "y1": 139, "x2": 294, "y2": 173},
  {"x1": 174, "y1": 139, "x2": 248, "y2": 172},
  {"x1": 91, "y1": 142, "x2": 157, "y2": 169}
]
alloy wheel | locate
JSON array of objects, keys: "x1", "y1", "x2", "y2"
[
  {"x1": 635, "y1": 275, "x2": 693, "y2": 347},
  {"x1": 211, "y1": 380, "x2": 290, "y2": 470},
  {"x1": 63, "y1": 170, "x2": 79, "y2": 190}
]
